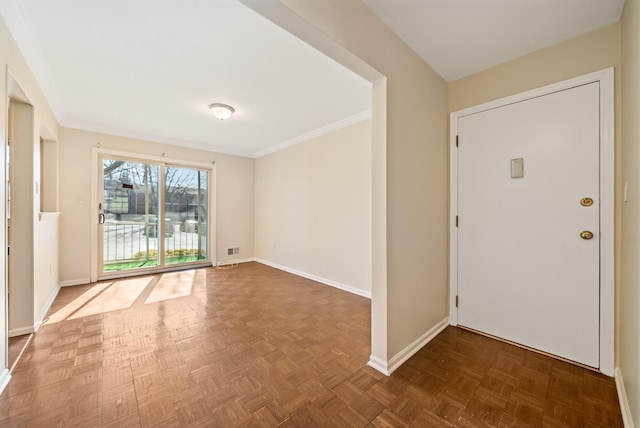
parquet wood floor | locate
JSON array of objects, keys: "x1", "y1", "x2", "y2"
[
  {"x1": 0, "y1": 262, "x2": 623, "y2": 427},
  {"x1": 7, "y1": 334, "x2": 31, "y2": 372}
]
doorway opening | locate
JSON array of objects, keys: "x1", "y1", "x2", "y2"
[
  {"x1": 7, "y1": 99, "x2": 35, "y2": 338},
  {"x1": 449, "y1": 68, "x2": 614, "y2": 376}
]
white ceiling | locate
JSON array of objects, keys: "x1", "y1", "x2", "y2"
[
  {"x1": 1, "y1": 1, "x2": 626, "y2": 158},
  {"x1": 363, "y1": 0, "x2": 625, "y2": 82},
  {"x1": 0, "y1": 0, "x2": 372, "y2": 158}
]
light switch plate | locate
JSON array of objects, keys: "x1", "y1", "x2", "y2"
[{"x1": 511, "y1": 158, "x2": 524, "y2": 179}]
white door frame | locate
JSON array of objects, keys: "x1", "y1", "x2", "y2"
[
  {"x1": 90, "y1": 148, "x2": 217, "y2": 282},
  {"x1": 449, "y1": 68, "x2": 614, "y2": 376}
]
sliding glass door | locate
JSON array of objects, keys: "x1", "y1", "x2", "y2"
[
  {"x1": 101, "y1": 159, "x2": 160, "y2": 272},
  {"x1": 99, "y1": 156, "x2": 209, "y2": 275},
  {"x1": 164, "y1": 166, "x2": 208, "y2": 265}
]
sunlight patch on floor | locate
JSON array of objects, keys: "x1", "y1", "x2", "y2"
[
  {"x1": 69, "y1": 277, "x2": 152, "y2": 319},
  {"x1": 44, "y1": 269, "x2": 208, "y2": 324},
  {"x1": 145, "y1": 270, "x2": 195, "y2": 304},
  {"x1": 193, "y1": 269, "x2": 207, "y2": 301},
  {"x1": 45, "y1": 281, "x2": 114, "y2": 324}
]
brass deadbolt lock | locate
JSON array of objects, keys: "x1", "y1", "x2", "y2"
[
  {"x1": 580, "y1": 197, "x2": 594, "y2": 207},
  {"x1": 580, "y1": 231, "x2": 594, "y2": 240}
]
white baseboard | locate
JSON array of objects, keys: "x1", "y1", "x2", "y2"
[
  {"x1": 34, "y1": 284, "x2": 61, "y2": 331},
  {"x1": 0, "y1": 369, "x2": 11, "y2": 396},
  {"x1": 253, "y1": 258, "x2": 372, "y2": 299},
  {"x1": 59, "y1": 278, "x2": 90, "y2": 287},
  {"x1": 8, "y1": 326, "x2": 34, "y2": 337},
  {"x1": 216, "y1": 257, "x2": 254, "y2": 267},
  {"x1": 615, "y1": 367, "x2": 635, "y2": 428},
  {"x1": 368, "y1": 355, "x2": 390, "y2": 375},
  {"x1": 9, "y1": 283, "x2": 60, "y2": 336},
  {"x1": 369, "y1": 317, "x2": 449, "y2": 376}
]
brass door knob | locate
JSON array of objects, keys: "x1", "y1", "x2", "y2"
[
  {"x1": 580, "y1": 231, "x2": 594, "y2": 240},
  {"x1": 580, "y1": 197, "x2": 594, "y2": 207}
]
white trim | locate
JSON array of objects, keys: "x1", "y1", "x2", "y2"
[
  {"x1": 8, "y1": 326, "x2": 34, "y2": 337},
  {"x1": 598, "y1": 69, "x2": 615, "y2": 377},
  {"x1": 452, "y1": 69, "x2": 612, "y2": 117},
  {"x1": 216, "y1": 257, "x2": 254, "y2": 267},
  {"x1": 388, "y1": 317, "x2": 448, "y2": 375},
  {"x1": 94, "y1": 148, "x2": 218, "y2": 170},
  {"x1": 59, "y1": 278, "x2": 91, "y2": 287},
  {"x1": 253, "y1": 258, "x2": 372, "y2": 299},
  {"x1": 90, "y1": 148, "x2": 98, "y2": 282},
  {"x1": 368, "y1": 317, "x2": 449, "y2": 376},
  {"x1": 370, "y1": 78, "x2": 388, "y2": 372},
  {"x1": 0, "y1": 369, "x2": 11, "y2": 396},
  {"x1": 449, "y1": 100, "x2": 459, "y2": 326},
  {"x1": 33, "y1": 284, "x2": 60, "y2": 332},
  {"x1": 615, "y1": 368, "x2": 635, "y2": 428},
  {"x1": 449, "y1": 68, "x2": 615, "y2": 376},
  {"x1": 367, "y1": 355, "x2": 389, "y2": 375},
  {"x1": 37, "y1": 212, "x2": 60, "y2": 222},
  {"x1": 210, "y1": 163, "x2": 217, "y2": 270},
  {"x1": 64, "y1": 123, "x2": 256, "y2": 159},
  {"x1": 253, "y1": 109, "x2": 372, "y2": 158}
]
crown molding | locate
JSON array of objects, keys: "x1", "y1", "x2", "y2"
[{"x1": 253, "y1": 109, "x2": 372, "y2": 158}]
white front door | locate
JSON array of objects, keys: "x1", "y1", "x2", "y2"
[{"x1": 456, "y1": 82, "x2": 600, "y2": 367}]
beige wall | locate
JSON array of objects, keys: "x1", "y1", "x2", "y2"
[
  {"x1": 58, "y1": 127, "x2": 255, "y2": 284},
  {"x1": 255, "y1": 120, "x2": 372, "y2": 295},
  {"x1": 34, "y1": 213, "x2": 60, "y2": 330},
  {"x1": 621, "y1": 0, "x2": 640, "y2": 424},
  {"x1": 0, "y1": 13, "x2": 60, "y2": 382},
  {"x1": 274, "y1": 0, "x2": 450, "y2": 361}
]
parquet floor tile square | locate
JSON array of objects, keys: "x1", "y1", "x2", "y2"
[{"x1": 0, "y1": 262, "x2": 624, "y2": 427}]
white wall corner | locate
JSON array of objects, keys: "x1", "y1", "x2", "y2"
[
  {"x1": 253, "y1": 258, "x2": 372, "y2": 299},
  {"x1": 615, "y1": 368, "x2": 636, "y2": 428},
  {"x1": 369, "y1": 317, "x2": 449, "y2": 377},
  {"x1": 59, "y1": 278, "x2": 91, "y2": 287},
  {"x1": 38, "y1": 212, "x2": 61, "y2": 221},
  {"x1": 0, "y1": 369, "x2": 12, "y2": 396},
  {"x1": 386, "y1": 317, "x2": 449, "y2": 375},
  {"x1": 34, "y1": 283, "x2": 60, "y2": 331},
  {"x1": 367, "y1": 355, "x2": 390, "y2": 376}
]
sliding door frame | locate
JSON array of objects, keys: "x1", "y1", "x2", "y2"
[{"x1": 90, "y1": 148, "x2": 216, "y2": 282}]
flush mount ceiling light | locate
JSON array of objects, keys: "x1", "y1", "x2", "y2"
[{"x1": 208, "y1": 103, "x2": 235, "y2": 120}]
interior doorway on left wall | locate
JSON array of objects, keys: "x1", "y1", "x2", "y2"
[{"x1": 7, "y1": 99, "x2": 35, "y2": 340}]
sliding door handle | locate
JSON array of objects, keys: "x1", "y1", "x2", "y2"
[{"x1": 98, "y1": 213, "x2": 105, "y2": 224}]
